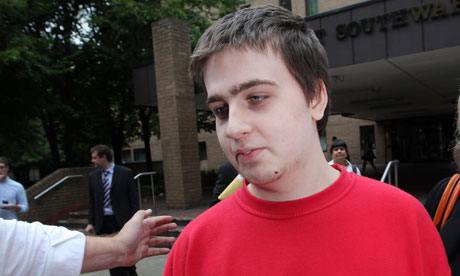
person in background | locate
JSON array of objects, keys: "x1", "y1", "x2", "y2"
[
  {"x1": 361, "y1": 138, "x2": 378, "y2": 174},
  {"x1": 0, "y1": 209, "x2": 176, "y2": 276},
  {"x1": 328, "y1": 139, "x2": 361, "y2": 175},
  {"x1": 0, "y1": 157, "x2": 29, "y2": 219},
  {"x1": 209, "y1": 161, "x2": 238, "y2": 207},
  {"x1": 425, "y1": 95, "x2": 460, "y2": 275},
  {"x1": 163, "y1": 5, "x2": 450, "y2": 275},
  {"x1": 85, "y1": 144, "x2": 139, "y2": 276}
]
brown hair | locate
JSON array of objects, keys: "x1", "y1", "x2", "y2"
[
  {"x1": 189, "y1": 5, "x2": 330, "y2": 134},
  {"x1": 90, "y1": 144, "x2": 113, "y2": 162},
  {"x1": 0, "y1": 157, "x2": 9, "y2": 167}
]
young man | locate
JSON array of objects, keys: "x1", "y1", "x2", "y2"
[
  {"x1": 164, "y1": 5, "x2": 450, "y2": 275},
  {"x1": 86, "y1": 144, "x2": 139, "y2": 276},
  {"x1": 0, "y1": 157, "x2": 28, "y2": 219}
]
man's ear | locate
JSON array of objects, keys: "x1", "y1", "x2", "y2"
[{"x1": 310, "y1": 80, "x2": 328, "y2": 122}]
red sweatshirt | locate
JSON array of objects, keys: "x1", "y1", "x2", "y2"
[{"x1": 164, "y1": 165, "x2": 450, "y2": 276}]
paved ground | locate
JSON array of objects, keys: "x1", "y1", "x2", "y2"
[
  {"x1": 82, "y1": 255, "x2": 169, "y2": 276},
  {"x1": 82, "y1": 161, "x2": 456, "y2": 275},
  {"x1": 81, "y1": 191, "x2": 212, "y2": 276}
]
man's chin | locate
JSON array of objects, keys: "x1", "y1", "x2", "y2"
[{"x1": 242, "y1": 170, "x2": 282, "y2": 186}]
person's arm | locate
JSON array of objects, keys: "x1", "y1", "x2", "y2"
[
  {"x1": 1, "y1": 185, "x2": 29, "y2": 212},
  {"x1": 17, "y1": 184, "x2": 29, "y2": 212},
  {"x1": 81, "y1": 209, "x2": 176, "y2": 273},
  {"x1": 355, "y1": 165, "x2": 362, "y2": 176}
]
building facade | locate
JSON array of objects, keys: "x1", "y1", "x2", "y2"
[{"x1": 127, "y1": 0, "x2": 459, "y2": 176}]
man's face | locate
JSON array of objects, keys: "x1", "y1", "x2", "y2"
[
  {"x1": 91, "y1": 151, "x2": 106, "y2": 169},
  {"x1": 0, "y1": 162, "x2": 9, "y2": 182},
  {"x1": 204, "y1": 47, "x2": 322, "y2": 186}
]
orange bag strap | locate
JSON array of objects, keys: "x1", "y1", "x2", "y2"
[{"x1": 433, "y1": 174, "x2": 460, "y2": 230}]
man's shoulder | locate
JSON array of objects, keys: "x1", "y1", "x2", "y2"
[
  {"x1": 114, "y1": 164, "x2": 131, "y2": 173},
  {"x1": 4, "y1": 178, "x2": 24, "y2": 188},
  {"x1": 89, "y1": 169, "x2": 100, "y2": 177},
  {"x1": 351, "y1": 174, "x2": 424, "y2": 211}
]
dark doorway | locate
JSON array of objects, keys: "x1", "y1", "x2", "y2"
[
  {"x1": 360, "y1": 125, "x2": 376, "y2": 157},
  {"x1": 390, "y1": 116, "x2": 454, "y2": 162}
]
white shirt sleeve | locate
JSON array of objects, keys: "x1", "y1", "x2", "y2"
[{"x1": 0, "y1": 219, "x2": 86, "y2": 276}]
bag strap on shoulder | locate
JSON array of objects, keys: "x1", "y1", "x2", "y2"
[{"x1": 433, "y1": 173, "x2": 460, "y2": 230}]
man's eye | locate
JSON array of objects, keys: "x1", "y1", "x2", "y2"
[
  {"x1": 213, "y1": 105, "x2": 228, "y2": 117},
  {"x1": 249, "y1": 95, "x2": 265, "y2": 103}
]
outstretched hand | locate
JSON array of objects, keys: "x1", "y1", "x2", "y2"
[
  {"x1": 81, "y1": 209, "x2": 177, "y2": 273},
  {"x1": 115, "y1": 209, "x2": 177, "y2": 267}
]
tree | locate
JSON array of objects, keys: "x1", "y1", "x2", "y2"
[{"x1": 0, "y1": 0, "x2": 243, "y2": 179}]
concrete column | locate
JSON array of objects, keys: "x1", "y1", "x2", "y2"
[{"x1": 151, "y1": 17, "x2": 202, "y2": 207}]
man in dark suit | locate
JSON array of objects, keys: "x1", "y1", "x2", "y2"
[
  {"x1": 85, "y1": 144, "x2": 139, "y2": 276},
  {"x1": 209, "y1": 161, "x2": 238, "y2": 207}
]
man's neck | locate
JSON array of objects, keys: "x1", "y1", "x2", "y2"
[
  {"x1": 102, "y1": 162, "x2": 114, "y2": 171},
  {"x1": 247, "y1": 157, "x2": 340, "y2": 202}
]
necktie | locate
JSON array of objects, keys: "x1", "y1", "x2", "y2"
[{"x1": 102, "y1": 171, "x2": 111, "y2": 209}]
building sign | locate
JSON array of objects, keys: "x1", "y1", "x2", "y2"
[{"x1": 314, "y1": 0, "x2": 459, "y2": 42}]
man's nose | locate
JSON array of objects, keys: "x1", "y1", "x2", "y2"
[{"x1": 225, "y1": 105, "x2": 252, "y2": 139}]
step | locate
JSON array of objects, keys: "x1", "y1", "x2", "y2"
[
  {"x1": 68, "y1": 210, "x2": 89, "y2": 219},
  {"x1": 57, "y1": 217, "x2": 88, "y2": 229},
  {"x1": 172, "y1": 217, "x2": 193, "y2": 227}
]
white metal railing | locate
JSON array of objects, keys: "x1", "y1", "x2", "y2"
[
  {"x1": 34, "y1": 175, "x2": 83, "y2": 200},
  {"x1": 134, "y1": 172, "x2": 156, "y2": 214},
  {"x1": 380, "y1": 160, "x2": 400, "y2": 187}
]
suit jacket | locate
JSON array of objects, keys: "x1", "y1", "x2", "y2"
[
  {"x1": 88, "y1": 164, "x2": 139, "y2": 234},
  {"x1": 209, "y1": 161, "x2": 238, "y2": 207}
]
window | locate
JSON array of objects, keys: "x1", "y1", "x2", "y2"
[
  {"x1": 133, "y1": 148, "x2": 146, "y2": 162},
  {"x1": 306, "y1": 0, "x2": 318, "y2": 16},
  {"x1": 320, "y1": 134, "x2": 327, "y2": 152},
  {"x1": 121, "y1": 150, "x2": 132, "y2": 163},
  {"x1": 199, "y1": 142, "x2": 207, "y2": 161},
  {"x1": 279, "y1": 0, "x2": 291, "y2": 11}
]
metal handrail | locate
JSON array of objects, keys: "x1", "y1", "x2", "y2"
[
  {"x1": 34, "y1": 175, "x2": 83, "y2": 200},
  {"x1": 380, "y1": 160, "x2": 400, "y2": 187},
  {"x1": 134, "y1": 172, "x2": 156, "y2": 214}
]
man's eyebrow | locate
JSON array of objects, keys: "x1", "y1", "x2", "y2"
[
  {"x1": 206, "y1": 79, "x2": 276, "y2": 105},
  {"x1": 230, "y1": 79, "x2": 276, "y2": 95}
]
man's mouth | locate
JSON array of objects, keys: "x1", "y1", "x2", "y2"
[
  {"x1": 236, "y1": 148, "x2": 254, "y2": 156},
  {"x1": 235, "y1": 148, "x2": 263, "y2": 162}
]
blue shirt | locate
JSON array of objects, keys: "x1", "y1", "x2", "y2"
[{"x1": 0, "y1": 177, "x2": 29, "y2": 219}]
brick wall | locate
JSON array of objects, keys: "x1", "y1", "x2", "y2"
[
  {"x1": 324, "y1": 115, "x2": 385, "y2": 164},
  {"x1": 19, "y1": 167, "x2": 93, "y2": 224},
  {"x1": 198, "y1": 131, "x2": 227, "y2": 172},
  {"x1": 152, "y1": 17, "x2": 202, "y2": 208}
]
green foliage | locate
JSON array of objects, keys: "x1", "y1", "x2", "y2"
[
  {"x1": 197, "y1": 110, "x2": 216, "y2": 133},
  {"x1": 0, "y1": 0, "x2": 242, "y2": 177}
]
